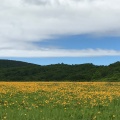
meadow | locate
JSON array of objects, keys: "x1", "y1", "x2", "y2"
[{"x1": 0, "y1": 82, "x2": 120, "y2": 120}]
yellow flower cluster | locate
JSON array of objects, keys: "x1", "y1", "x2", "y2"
[{"x1": 0, "y1": 82, "x2": 120, "y2": 107}]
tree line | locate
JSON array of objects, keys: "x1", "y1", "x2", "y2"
[{"x1": 0, "y1": 60, "x2": 120, "y2": 81}]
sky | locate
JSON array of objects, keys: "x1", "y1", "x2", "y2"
[{"x1": 0, "y1": 0, "x2": 120, "y2": 65}]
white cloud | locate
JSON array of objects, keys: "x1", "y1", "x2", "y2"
[
  {"x1": 0, "y1": 0, "x2": 120, "y2": 57},
  {"x1": 0, "y1": 49, "x2": 120, "y2": 57}
]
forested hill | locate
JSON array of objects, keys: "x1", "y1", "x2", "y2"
[
  {"x1": 0, "y1": 60, "x2": 37, "y2": 68},
  {"x1": 0, "y1": 60, "x2": 120, "y2": 82}
]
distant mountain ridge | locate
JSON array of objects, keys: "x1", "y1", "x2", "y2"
[
  {"x1": 0, "y1": 59, "x2": 120, "y2": 81},
  {"x1": 0, "y1": 59, "x2": 37, "y2": 68}
]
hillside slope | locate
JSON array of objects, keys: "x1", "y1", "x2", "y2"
[{"x1": 0, "y1": 60, "x2": 120, "y2": 81}]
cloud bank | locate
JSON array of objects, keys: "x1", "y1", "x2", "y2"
[
  {"x1": 1, "y1": 49, "x2": 120, "y2": 57},
  {"x1": 0, "y1": 0, "x2": 120, "y2": 57}
]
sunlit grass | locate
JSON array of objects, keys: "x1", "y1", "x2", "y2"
[{"x1": 0, "y1": 82, "x2": 120, "y2": 120}]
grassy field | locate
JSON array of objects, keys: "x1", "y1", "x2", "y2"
[{"x1": 0, "y1": 82, "x2": 120, "y2": 120}]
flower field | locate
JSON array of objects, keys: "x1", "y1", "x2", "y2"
[{"x1": 0, "y1": 82, "x2": 120, "y2": 120}]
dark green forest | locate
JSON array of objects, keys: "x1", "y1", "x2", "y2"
[{"x1": 0, "y1": 60, "x2": 120, "y2": 81}]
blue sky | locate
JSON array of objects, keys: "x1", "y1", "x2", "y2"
[
  {"x1": 3, "y1": 56, "x2": 120, "y2": 66},
  {"x1": 0, "y1": 0, "x2": 120, "y2": 65},
  {"x1": 37, "y1": 35, "x2": 120, "y2": 50},
  {"x1": 1, "y1": 34, "x2": 120, "y2": 65}
]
